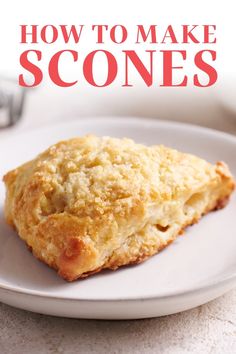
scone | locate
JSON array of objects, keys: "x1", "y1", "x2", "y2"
[{"x1": 3, "y1": 135, "x2": 235, "y2": 281}]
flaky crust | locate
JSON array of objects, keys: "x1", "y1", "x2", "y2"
[{"x1": 3, "y1": 135, "x2": 235, "y2": 281}]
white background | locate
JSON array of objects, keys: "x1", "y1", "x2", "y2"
[{"x1": 0, "y1": 0, "x2": 236, "y2": 133}]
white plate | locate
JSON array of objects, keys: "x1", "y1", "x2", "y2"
[{"x1": 0, "y1": 117, "x2": 236, "y2": 319}]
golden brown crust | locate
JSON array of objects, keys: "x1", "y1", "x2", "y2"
[
  {"x1": 3, "y1": 135, "x2": 235, "y2": 281},
  {"x1": 68, "y1": 192, "x2": 233, "y2": 280}
]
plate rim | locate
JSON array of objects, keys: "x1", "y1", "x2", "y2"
[
  {"x1": 0, "y1": 116, "x2": 236, "y2": 302},
  {"x1": 1, "y1": 115, "x2": 236, "y2": 145},
  {"x1": 0, "y1": 266, "x2": 235, "y2": 303}
]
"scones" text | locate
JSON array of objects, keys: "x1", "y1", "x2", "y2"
[{"x1": 19, "y1": 24, "x2": 217, "y2": 88}]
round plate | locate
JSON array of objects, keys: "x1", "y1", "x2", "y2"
[{"x1": 0, "y1": 117, "x2": 235, "y2": 319}]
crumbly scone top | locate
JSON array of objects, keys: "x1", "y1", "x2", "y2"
[{"x1": 4, "y1": 135, "x2": 219, "y2": 228}]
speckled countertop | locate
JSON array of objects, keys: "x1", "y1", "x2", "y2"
[
  {"x1": 0, "y1": 291, "x2": 235, "y2": 354},
  {"x1": 0, "y1": 88, "x2": 236, "y2": 354}
]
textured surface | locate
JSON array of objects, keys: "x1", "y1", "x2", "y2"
[
  {"x1": 3, "y1": 136, "x2": 234, "y2": 281},
  {"x1": 0, "y1": 291, "x2": 235, "y2": 354}
]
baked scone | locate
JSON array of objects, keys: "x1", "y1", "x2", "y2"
[{"x1": 3, "y1": 135, "x2": 235, "y2": 281}]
